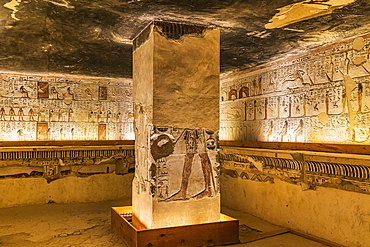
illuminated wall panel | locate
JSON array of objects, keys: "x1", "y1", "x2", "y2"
[
  {"x1": 0, "y1": 72, "x2": 134, "y2": 141},
  {"x1": 220, "y1": 36, "x2": 370, "y2": 144}
]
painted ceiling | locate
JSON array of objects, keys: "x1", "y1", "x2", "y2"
[{"x1": 0, "y1": 0, "x2": 369, "y2": 78}]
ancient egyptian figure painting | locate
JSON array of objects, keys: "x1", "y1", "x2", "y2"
[
  {"x1": 148, "y1": 126, "x2": 220, "y2": 202},
  {"x1": 220, "y1": 36, "x2": 370, "y2": 144}
]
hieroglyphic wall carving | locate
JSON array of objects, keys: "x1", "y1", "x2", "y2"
[
  {"x1": 220, "y1": 148, "x2": 370, "y2": 195},
  {"x1": 146, "y1": 126, "x2": 219, "y2": 201},
  {"x1": 0, "y1": 146, "x2": 135, "y2": 182},
  {"x1": 0, "y1": 72, "x2": 134, "y2": 141},
  {"x1": 220, "y1": 36, "x2": 370, "y2": 144}
]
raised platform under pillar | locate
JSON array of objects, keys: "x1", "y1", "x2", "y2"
[{"x1": 111, "y1": 206, "x2": 239, "y2": 247}]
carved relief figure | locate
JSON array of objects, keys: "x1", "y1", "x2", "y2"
[
  {"x1": 18, "y1": 107, "x2": 24, "y2": 121},
  {"x1": 20, "y1": 86, "x2": 29, "y2": 98},
  {"x1": 28, "y1": 108, "x2": 35, "y2": 121},
  {"x1": 279, "y1": 70, "x2": 305, "y2": 90},
  {"x1": 239, "y1": 86, "x2": 249, "y2": 99},
  {"x1": 264, "y1": 98, "x2": 268, "y2": 119},
  {"x1": 358, "y1": 82, "x2": 363, "y2": 113},
  {"x1": 50, "y1": 86, "x2": 61, "y2": 99},
  {"x1": 228, "y1": 87, "x2": 237, "y2": 100},
  {"x1": 66, "y1": 87, "x2": 75, "y2": 100},
  {"x1": 166, "y1": 129, "x2": 214, "y2": 201},
  {"x1": 279, "y1": 120, "x2": 288, "y2": 142},
  {"x1": 0, "y1": 107, "x2": 5, "y2": 121},
  {"x1": 342, "y1": 87, "x2": 347, "y2": 113},
  {"x1": 266, "y1": 120, "x2": 274, "y2": 141},
  {"x1": 294, "y1": 119, "x2": 304, "y2": 142},
  {"x1": 68, "y1": 108, "x2": 73, "y2": 122},
  {"x1": 9, "y1": 107, "x2": 15, "y2": 121}
]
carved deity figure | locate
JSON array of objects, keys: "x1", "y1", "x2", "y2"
[
  {"x1": 293, "y1": 119, "x2": 304, "y2": 142},
  {"x1": 18, "y1": 107, "x2": 24, "y2": 121},
  {"x1": 28, "y1": 108, "x2": 35, "y2": 121},
  {"x1": 279, "y1": 120, "x2": 288, "y2": 142},
  {"x1": 358, "y1": 82, "x2": 363, "y2": 113},
  {"x1": 67, "y1": 87, "x2": 75, "y2": 100},
  {"x1": 266, "y1": 120, "x2": 274, "y2": 141},
  {"x1": 342, "y1": 88, "x2": 347, "y2": 114},
  {"x1": 20, "y1": 86, "x2": 29, "y2": 98},
  {"x1": 228, "y1": 87, "x2": 237, "y2": 100},
  {"x1": 165, "y1": 129, "x2": 213, "y2": 201},
  {"x1": 9, "y1": 107, "x2": 15, "y2": 121},
  {"x1": 0, "y1": 107, "x2": 5, "y2": 121}
]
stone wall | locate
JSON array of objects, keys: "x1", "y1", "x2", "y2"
[
  {"x1": 0, "y1": 71, "x2": 136, "y2": 208},
  {"x1": 0, "y1": 144, "x2": 135, "y2": 208},
  {"x1": 219, "y1": 34, "x2": 370, "y2": 246},
  {"x1": 220, "y1": 146, "x2": 370, "y2": 246},
  {"x1": 220, "y1": 35, "x2": 370, "y2": 144},
  {"x1": 0, "y1": 72, "x2": 134, "y2": 141}
]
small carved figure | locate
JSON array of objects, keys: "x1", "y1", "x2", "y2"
[
  {"x1": 358, "y1": 82, "x2": 363, "y2": 113},
  {"x1": 71, "y1": 128, "x2": 75, "y2": 140},
  {"x1": 342, "y1": 88, "x2": 347, "y2": 113},
  {"x1": 28, "y1": 108, "x2": 35, "y2": 121},
  {"x1": 0, "y1": 107, "x2": 5, "y2": 121},
  {"x1": 67, "y1": 87, "x2": 74, "y2": 100},
  {"x1": 228, "y1": 87, "x2": 237, "y2": 100},
  {"x1": 264, "y1": 98, "x2": 268, "y2": 119},
  {"x1": 165, "y1": 129, "x2": 214, "y2": 201},
  {"x1": 18, "y1": 107, "x2": 24, "y2": 121},
  {"x1": 294, "y1": 119, "x2": 304, "y2": 142},
  {"x1": 68, "y1": 108, "x2": 73, "y2": 122},
  {"x1": 279, "y1": 120, "x2": 288, "y2": 142},
  {"x1": 20, "y1": 86, "x2": 29, "y2": 98},
  {"x1": 9, "y1": 107, "x2": 15, "y2": 121},
  {"x1": 266, "y1": 120, "x2": 274, "y2": 141},
  {"x1": 239, "y1": 86, "x2": 249, "y2": 98},
  {"x1": 50, "y1": 86, "x2": 60, "y2": 99}
]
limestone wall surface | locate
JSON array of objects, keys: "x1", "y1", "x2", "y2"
[
  {"x1": 0, "y1": 173, "x2": 134, "y2": 208},
  {"x1": 221, "y1": 35, "x2": 370, "y2": 144},
  {"x1": 0, "y1": 144, "x2": 135, "y2": 208},
  {"x1": 220, "y1": 35, "x2": 370, "y2": 247},
  {"x1": 0, "y1": 72, "x2": 134, "y2": 141}
]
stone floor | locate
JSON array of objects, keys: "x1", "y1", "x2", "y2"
[{"x1": 0, "y1": 199, "x2": 336, "y2": 247}]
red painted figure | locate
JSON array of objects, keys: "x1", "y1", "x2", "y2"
[
  {"x1": 9, "y1": 107, "x2": 15, "y2": 121},
  {"x1": 0, "y1": 107, "x2": 5, "y2": 121},
  {"x1": 166, "y1": 129, "x2": 213, "y2": 201}
]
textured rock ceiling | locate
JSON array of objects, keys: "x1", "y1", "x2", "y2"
[{"x1": 0, "y1": 0, "x2": 369, "y2": 78}]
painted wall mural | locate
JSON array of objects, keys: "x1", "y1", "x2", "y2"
[
  {"x1": 0, "y1": 146, "x2": 135, "y2": 183},
  {"x1": 134, "y1": 125, "x2": 220, "y2": 202},
  {"x1": 220, "y1": 148, "x2": 370, "y2": 195},
  {"x1": 0, "y1": 72, "x2": 134, "y2": 141},
  {"x1": 220, "y1": 36, "x2": 370, "y2": 144}
]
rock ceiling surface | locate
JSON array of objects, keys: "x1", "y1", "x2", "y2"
[{"x1": 0, "y1": 0, "x2": 369, "y2": 78}]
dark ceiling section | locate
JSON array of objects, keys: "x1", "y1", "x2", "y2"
[{"x1": 0, "y1": 0, "x2": 369, "y2": 78}]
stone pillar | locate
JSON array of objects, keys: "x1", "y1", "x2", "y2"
[{"x1": 132, "y1": 21, "x2": 220, "y2": 229}]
